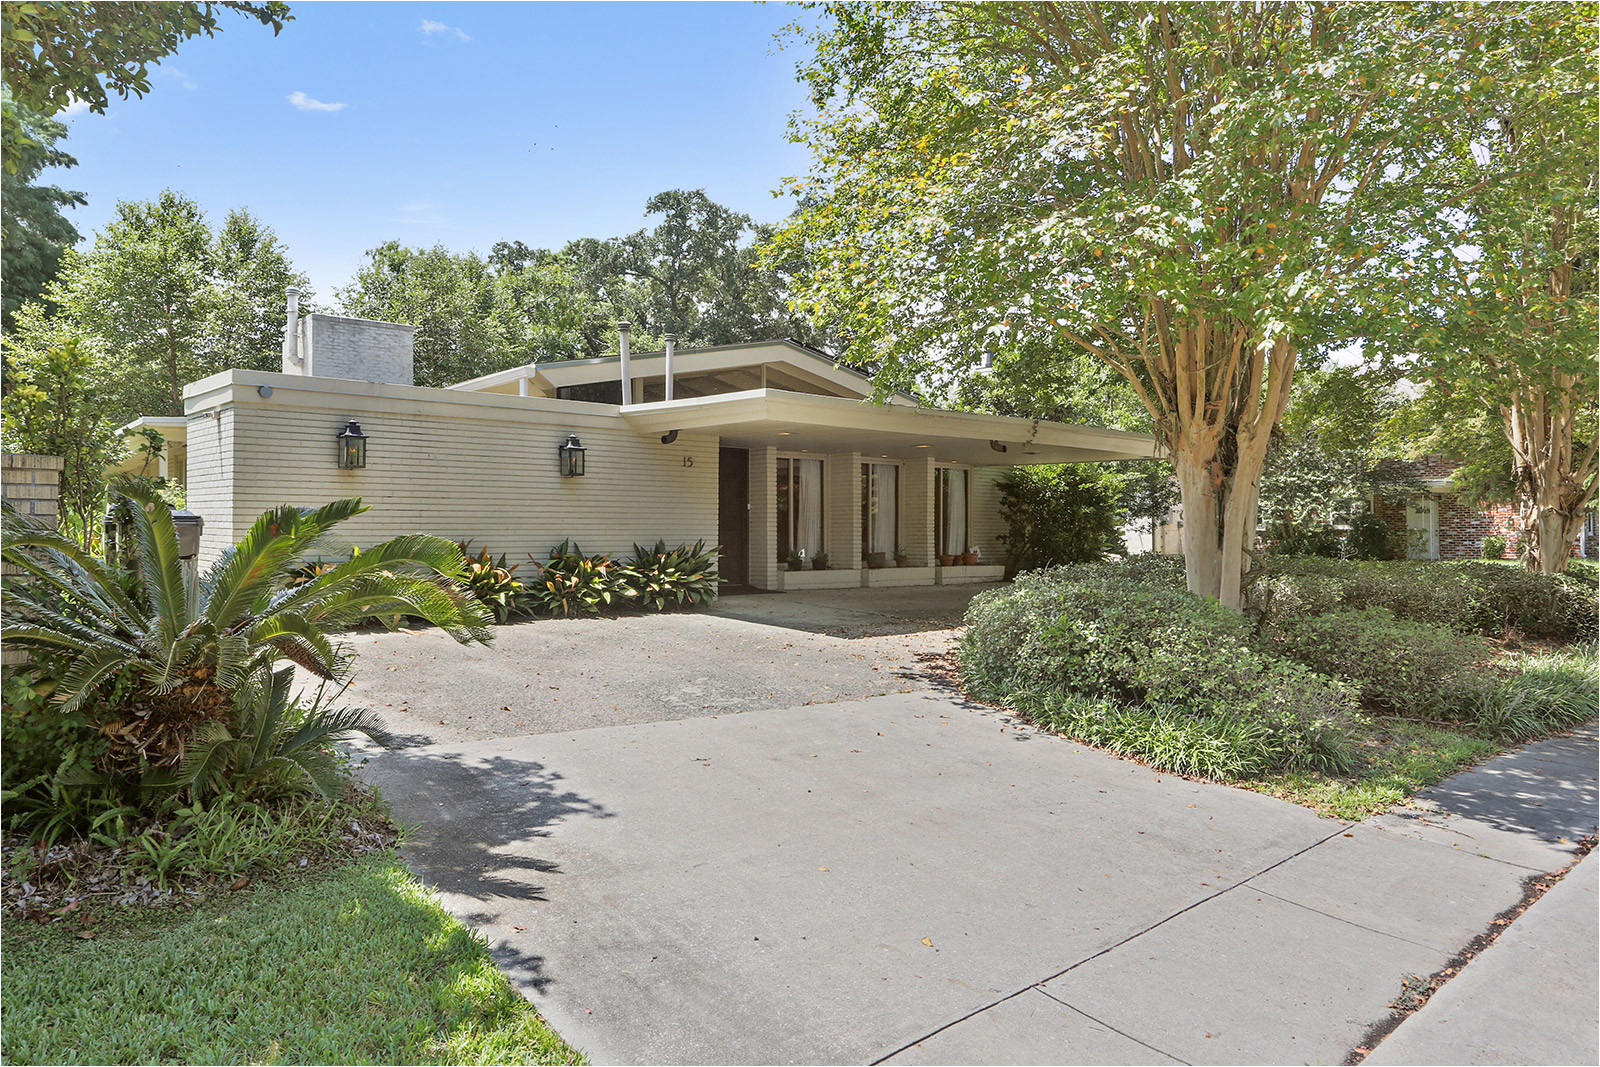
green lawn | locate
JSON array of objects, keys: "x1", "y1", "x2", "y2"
[
  {"x1": 1, "y1": 853, "x2": 584, "y2": 1066},
  {"x1": 1242, "y1": 717, "x2": 1500, "y2": 821}
]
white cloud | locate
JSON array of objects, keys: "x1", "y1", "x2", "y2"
[
  {"x1": 389, "y1": 201, "x2": 446, "y2": 226},
  {"x1": 419, "y1": 18, "x2": 470, "y2": 41},
  {"x1": 287, "y1": 91, "x2": 347, "y2": 113},
  {"x1": 59, "y1": 97, "x2": 90, "y2": 118},
  {"x1": 156, "y1": 66, "x2": 197, "y2": 90}
]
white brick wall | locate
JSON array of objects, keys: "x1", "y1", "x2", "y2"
[{"x1": 296, "y1": 314, "x2": 415, "y2": 386}]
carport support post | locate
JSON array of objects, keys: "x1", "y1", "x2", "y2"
[
  {"x1": 902, "y1": 454, "x2": 936, "y2": 566},
  {"x1": 828, "y1": 451, "x2": 863, "y2": 573},
  {"x1": 748, "y1": 446, "x2": 779, "y2": 590}
]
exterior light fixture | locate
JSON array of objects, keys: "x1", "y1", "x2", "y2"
[
  {"x1": 559, "y1": 433, "x2": 587, "y2": 477},
  {"x1": 336, "y1": 419, "x2": 367, "y2": 469}
]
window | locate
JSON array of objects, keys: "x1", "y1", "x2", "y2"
[
  {"x1": 556, "y1": 381, "x2": 624, "y2": 404},
  {"x1": 935, "y1": 467, "x2": 969, "y2": 558},
  {"x1": 861, "y1": 462, "x2": 899, "y2": 559},
  {"x1": 777, "y1": 457, "x2": 824, "y2": 561}
]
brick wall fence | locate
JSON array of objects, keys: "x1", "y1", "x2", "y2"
[{"x1": 2, "y1": 453, "x2": 64, "y2": 666}]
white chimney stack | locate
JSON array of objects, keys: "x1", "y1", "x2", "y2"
[
  {"x1": 617, "y1": 321, "x2": 632, "y2": 405},
  {"x1": 664, "y1": 333, "x2": 676, "y2": 402},
  {"x1": 281, "y1": 286, "x2": 303, "y2": 371}
]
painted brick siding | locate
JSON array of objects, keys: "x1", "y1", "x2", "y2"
[
  {"x1": 2, "y1": 454, "x2": 63, "y2": 665},
  {"x1": 297, "y1": 314, "x2": 415, "y2": 386},
  {"x1": 187, "y1": 387, "x2": 717, "y2": 566},
  {"x1": 967, "y1": 466, "x2": 1009, "y2": 565}
]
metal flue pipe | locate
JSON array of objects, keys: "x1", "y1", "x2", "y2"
[
  {"x1": 282, "y1": 286, "x2": 302, "y2": 369},
  {"x1": 664, "y1": 333, "x2": 676, "y2": 401},
  {"x1": 617, "y1": 321, "x2": 632, "y2": 405}
]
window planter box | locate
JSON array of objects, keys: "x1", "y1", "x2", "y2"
[
  {"x1": 779, "y1": 568, "x2": 865, "y2": 591},
  {"x1": 861, "y1": 565, "x2": 936, "y2": 587}
]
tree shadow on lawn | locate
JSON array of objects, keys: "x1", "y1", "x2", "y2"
[{"x1": 362, "y1": 747, "x2": 612, "y2": 993}]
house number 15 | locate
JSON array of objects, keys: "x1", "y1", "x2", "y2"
[{"x1": 682, "y1": 456, "x2": 694, "y2": 467}]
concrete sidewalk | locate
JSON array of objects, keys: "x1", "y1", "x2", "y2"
[
  {"x1": 364, "y1": 692, "x2": 1597, "y2": 1065},
  {"x1": 1366, "y1": 851, "x2": 1597, "y2": 1066}
]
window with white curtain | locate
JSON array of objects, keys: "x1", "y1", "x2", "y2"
[
  {"x1": 776, "y1": 457, "x2": 825, "y2": 561},
  {"x1": 936, "y1": 467, "x2": 968, "y2": 557},
  {"x1": 860, "y1": 462, "x2": 899, "y2": 558}
]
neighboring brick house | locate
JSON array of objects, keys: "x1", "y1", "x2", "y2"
[{"x1": 1371, "y1": 456, "x2": 1597, "y2": 561}]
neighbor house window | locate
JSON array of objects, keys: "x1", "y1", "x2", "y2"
[
  {"x1": 861, "y1": 462, "x2": 899, "y2": 560},
  {"x1": 777, "y1": 457, "x2": 824, "y2": 562},
  {"x1": 935, "y1": 467, "x2": 969, "y2": 558}
]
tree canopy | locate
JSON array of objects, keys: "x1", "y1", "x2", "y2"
[
  {"x1": 1, "y1": 1, "x2": 291, "y2": 171},
  {"x1": 774, "y1": 1, "x2": 1563, "y2": 605},
  {"x1": 1, "y1": 90, "x2": 83, "y2": 330}
]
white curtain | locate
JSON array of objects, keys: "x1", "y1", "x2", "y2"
[
  {"x1": 870, "y1": 463, "x2": 898, "y2": 555},
  {"x1": 942, "y1": 468, "x2": 967, "y2": 555},
  {"x1": 796, "y1": 459, "x2": 823, "y2": 557}
]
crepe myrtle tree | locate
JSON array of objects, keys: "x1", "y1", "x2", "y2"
[
  {"x1": 1369, "y1": 5, "x2": 1597, "y2": 574},
  {"x1": 774, "y1": 2, "x2": 1525, "y2": 607}
]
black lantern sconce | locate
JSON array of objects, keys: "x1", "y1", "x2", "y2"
[
  {"x1": 336, "y1": 419, "x2": 368, "y2": 469},
  {"x1": 558, "y1": 433, "x2": 587, "y2": 477}
]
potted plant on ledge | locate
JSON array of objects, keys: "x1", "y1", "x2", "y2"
[
  {"x1": 787, "y1": 549, "x2": 804, "y2": 572},
  {"x1": 894, "y1": 545, "x2": 909, "y2": 567},
  {"x1": 938, "y1": 552, "x2": 956, "y2": 567},
  {"x1": 812, "y1": 551, "x2": 830, "y2": 571},
  {"x1": 960, "y1": 546, "x2": 979, "y2": 566}
]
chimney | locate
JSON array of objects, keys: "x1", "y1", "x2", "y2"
[
  {"x1": 664, "y1": 333, "x2": 676, "y2": 402},
  {"x1": 281, "y1": 286, "x2": 303, "y2": 371},
  {"x1": 617, "y1": 321, "x2": 632, "y2": 405}
]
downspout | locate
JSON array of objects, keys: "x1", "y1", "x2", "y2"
[
  {"x1": 663, "y1": 333, "x2": 676, "y2": 402},
  {"x1": 281, "y1": 286, "x2": 303, "y2": 371},
  {"x1": 617, "y1": 320, "x2": 632, "y2": 405}
]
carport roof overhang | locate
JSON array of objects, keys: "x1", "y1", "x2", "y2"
[{"x1": 619, "y1": 389, "x2": 1159, "y2": 466}]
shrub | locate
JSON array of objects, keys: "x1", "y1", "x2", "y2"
[
  {"x1": 963, "y1": 567, "x2": 1361, "y2": 776},
  {"x1": 1245, "y1": 557, "x2": 1597, "y2": 642},
  {"x1": 1481, "y1": 534, "x2": 1507, "y2": 560},
  {"x1": 1263, "y1": 607, "x2": 1488, "y2": 716},
  {"x1": 1264, "y1": 520, "x2": 1343, "y2": 559},
  {"x1": 524, "y1": 541, "x2": 635, "y2": 616},
  {"x1": 1469, "y1": 649, "x2": 1598, "y2": 742},
  {"x1": 1345, "y1": 511, "x2": 1398, "y2": 560},
  {"x1": 628, "y1": 540, "x2": 717, "y2": 611},
  {"x1": 1, "y1": 489, "x2": 490, "y2": 819},
  {"x1": 995, "y1": 465, "x2": 1124, "y2": 576},
  {"x1": 1564, "y1": 558, "x2": 1598, "y2": 587},
  {"x1": 456, "y1": 542, "x2": 525, "y2": 623}
]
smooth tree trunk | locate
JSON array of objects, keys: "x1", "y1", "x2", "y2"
[{"x1": 1507, "y1": 370, "x2": 1598, "y2": 574}]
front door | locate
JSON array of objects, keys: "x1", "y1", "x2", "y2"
[
  {"x1": 1406, "y1": 495, "x2": 1439, "y2": 560},
  {"x1": 718, "y1": 447, "x2": 750, "y2": 586}
]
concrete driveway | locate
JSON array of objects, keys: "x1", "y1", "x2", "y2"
[
  {"x1": 356, "y1": 591, "x2": 1597, "y2": 1065},
  {"x1": 341, "y1": 586, "x2": 985, "y2": 746}
]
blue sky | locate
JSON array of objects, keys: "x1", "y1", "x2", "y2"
[{"x1": 53, "y1": 2, "x2": 815, "y2": 299}]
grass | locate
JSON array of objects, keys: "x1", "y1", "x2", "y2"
[
  {"x1": 1, "y1": 852, "x2": 584, "y2": 1066},
  {"x1": 1243, "y1": 718, "x2": 1500, "y2": 821}
]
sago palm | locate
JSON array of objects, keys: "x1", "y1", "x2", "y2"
[{"x1": 1, "y1": 486, "x2": 492, "y2": 772}]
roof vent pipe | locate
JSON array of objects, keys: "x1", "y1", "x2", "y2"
[
  {"x1": 282, "y1": 286, "x2": 303, "y2": 370},
  {"x1": 617, "y1": 321, "x2": 632, "y2": 405},
  {"x1": 663, "y1": 333, "x2": 676, "y2": 402}
]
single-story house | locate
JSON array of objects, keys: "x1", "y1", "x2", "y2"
[{"x1": 129, "y1": 292, "x2": 1158, "y2": 591}]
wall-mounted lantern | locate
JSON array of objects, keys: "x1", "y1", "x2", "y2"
[
  {"x1": 559, "y1": 433, "x2": 587, "y2": 477},
  {"x1": 336, "y1": 419, "x2": 368, "y2": 469}
]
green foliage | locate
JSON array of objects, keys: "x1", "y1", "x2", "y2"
[
  {"x1": 962, "y1": 567, "x2": 1361, "y2": 777},
  {"x1": 1481, "y1": 534, "x2": 1507, "y2": 560},
  {"x1": 1, "y1": 488, "x2": 491, "y2": 790},
  {"x1": 0, "y1": 333, "x2": 125, "y2": 547},
  {"x1": 458, "y1": 542, "x2": 525, "y2": 624},
  {"x1": 524, "y1": 541, "x2": 636, "y2": 617},
  {"x1": 627, "y1": 539, "x2": 718, "y2": 612},
  {"x1": 1469, "y1": 649, "x2": 1599, "y2": 742},
  {"x1": 0, "y1": 656, "x2": 111, "y2": 840},
  {"x1": 0, "y1": 853, "x2": 584, "y2": 1065},
  {"x1": 157, "y1": 667, "x2": 394, "y2": 804},
  {"x1": 1566, "y1": 559, "x2": 1598, "y2": 587},
  {"x1": 1345, "y1": 511, "x2": 1400, "y2": 561},
  {"x1": 1264, "y1": 608, "x2": 1488, "y2": 717},
  {"x1": 12, "y1": 190, "x2": 313, "y2": 423},
  {"x1": 995, "y1": 465, "x2": 1123, "y2": 577},
  {"x1": 1246, "y1": 558, "x2": 1598, "y2": 642},
  {"x1": 0, "y1": 89, "x2": 84, "y2": 328}
]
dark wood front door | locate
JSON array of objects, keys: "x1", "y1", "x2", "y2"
[{"x1": 717, "y1": 447, "x2": 750, "y2": 586}]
